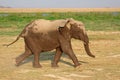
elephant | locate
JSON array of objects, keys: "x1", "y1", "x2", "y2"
[{"x1": 5, "y1": 18, "x2": 95, "y2": 68}]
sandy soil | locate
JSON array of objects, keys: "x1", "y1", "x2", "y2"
[
  {"x1": 0, "y1": 8, "x2": 120, "y2": 13},
  {"x1": 0, "y1": 31, "x2": 120, "y2": 80}
]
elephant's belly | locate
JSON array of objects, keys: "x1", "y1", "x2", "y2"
[
  {"x1": 40, "y1": 40, "x2": 59, "y2": 51},
  {"x1": 28, "y1": 32, "x2": 60, "y2": 51}
]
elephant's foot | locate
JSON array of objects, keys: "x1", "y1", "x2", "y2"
[
  {"x1": 88, "y1": 54, "x2": 95, "y2": 58},
  {"x1": 74, "y1": 63, "x2": 81, "y2": 68},
  {"x1": 15, "y1": 57, "x2": 22, "y2": 66},
  {"x1": 33, "y1": 63, "x2": 42, "y2": 68},
  {"x1": 51, "y1": 63, "x2": 59, "y2": 68},
  {"x1": 75, "y1": 64, "x2": 83, "y2": 71}
]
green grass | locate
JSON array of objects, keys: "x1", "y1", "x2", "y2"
[
  {"x1": 0, "y1": 12, "x2": 120, "y2": 36},
  {"x1": 0, "y1": 29, "x2": 20, "y2": 36}
]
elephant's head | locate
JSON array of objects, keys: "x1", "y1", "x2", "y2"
[{"x1": 59, "y1": 18, "x2": 95, "y2": 58}]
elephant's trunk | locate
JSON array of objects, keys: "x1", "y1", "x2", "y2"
[
  {"x1": 84, "y1": 43, "x2": 95, "y2": 58},
  {"x1": 82, "y1": 33, "x2": 95, "y2": 58}
]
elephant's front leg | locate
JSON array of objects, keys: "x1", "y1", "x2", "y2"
[
  {"x1": 52, "y1": 47, "x2": 63, "y2": 67},
  {"x1": 60, "y1": 40, "x2": 80, "y2": 67}
]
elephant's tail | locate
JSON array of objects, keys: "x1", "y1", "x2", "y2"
[
  {"x1": 3, "y1": 20, "x2": 34, "y2": 47},
  {"x1": 3, "y1": 27, "x2": 27, "y2": 47},
  {"x1": 3, "y1": 34, "x2": 22, "y2": 47},
  {"x1": 3, "y1": 26, "x2": 28, "y2": 47}
]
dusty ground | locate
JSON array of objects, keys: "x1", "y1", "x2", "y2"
[{"x1": 0, "y1": 31, "x2": 120, "y2": 80}]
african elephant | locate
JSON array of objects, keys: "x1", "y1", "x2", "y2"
[{"x1": 5, "y1": 18, "x2": 95, "y2": 68}]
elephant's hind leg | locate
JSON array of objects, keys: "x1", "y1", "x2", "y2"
[
  {"x1": 16, "y1": 44, "x2": 32, "y2": 66},
  {"x1": 25, "y1": 37, "x2": 42, "y2": 68}
]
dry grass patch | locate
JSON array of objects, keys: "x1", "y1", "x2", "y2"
[{"x1": 0, "y1": 8, "x2": 120, "y2": 13}]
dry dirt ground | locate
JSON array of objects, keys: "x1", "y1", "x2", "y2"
[
  {"x1": 0, "y1": 8, "x2": 120, "y2": 13},
  {"x1": 0, "y1": 31, "x2": 120, "y2": 80}
]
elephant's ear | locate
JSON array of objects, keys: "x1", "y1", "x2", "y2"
[
  {"x1": 58, "y1": 20, "x2": 71, "y2": 39},
  {"x1": 59, "y1": 18, "x2": 73, "y2": 29},
  {"x1": 58, "y1": 19, "x2": 74, "y2": 34},
  {"x1": 64, "y1": 18, "x2": 74, "y2": 29},
  {"x1": 58, "y1": 20, "x2": 69, "y2": 28}
]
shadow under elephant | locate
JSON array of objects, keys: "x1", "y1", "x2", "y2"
[{"x1": 16, "y1": 51, "x2": 89, "y2": 67}]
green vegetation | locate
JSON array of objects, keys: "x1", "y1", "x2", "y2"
[{"x1": 0, "y1": 12, "x2": 120, "y2": 36}]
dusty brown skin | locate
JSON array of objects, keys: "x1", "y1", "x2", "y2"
[{"x1": 6, "y1": 18, "x2": 95, "y2": 68}]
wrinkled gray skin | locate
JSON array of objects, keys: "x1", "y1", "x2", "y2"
[{"x1": 6, "y1": 18, "x2": 95, "y2": 68}]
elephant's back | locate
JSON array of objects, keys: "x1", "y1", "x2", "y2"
[{"x1": 29, "y1": 19, "x2": 58, "y2": 34}]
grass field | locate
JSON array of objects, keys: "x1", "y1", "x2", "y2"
[
  {"x1": 0, "y1": 12, "x2": 120, "y2": 36},
  {"x1": 0, "y1": 9, "x2": 120, "y2": 80}
]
